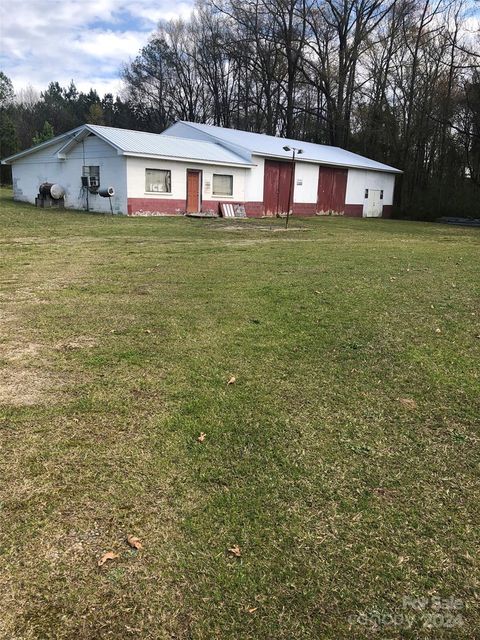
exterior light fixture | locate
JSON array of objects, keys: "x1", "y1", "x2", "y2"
[{"x1": 284, "y1": 145, "x2": 304, "y2": 229}]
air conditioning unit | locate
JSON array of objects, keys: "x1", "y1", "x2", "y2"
[{"x1": 81, "y1": 175, "x2": 99, "y2": 191}]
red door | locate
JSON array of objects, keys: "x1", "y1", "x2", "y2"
[
  {"x1": 186, "y1": 170, "x2": 201, "y2": 213},
  {"x1": 264, "y1": 160, "x2": 294, "y2": 216},
  {"x1": 317, "y1": 167, "x2": 347, "y2": 213}
]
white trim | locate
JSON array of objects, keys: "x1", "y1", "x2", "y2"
[{"x1": 123, "y1": 151, "x2": 254, "y2": 168}]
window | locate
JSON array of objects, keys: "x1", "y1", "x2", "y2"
[
  {"x1": 212, "y1": 174, "x2": 233, "y2": 197},
  {"x1": 364, "y1": 188, "x2": 369, "y2": 199},
  {"x1": 380, "y1": 190, "x2": 384, "y2": 200},
  {"x1": 83, "y1": 165, "x2": 100, "y2": 188},
  {"x1": 145, "y1": 169, "x2": 171, "y2": 193}
]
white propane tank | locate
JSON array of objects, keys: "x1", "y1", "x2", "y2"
[{"x1": 50, "y1": 184, "x2": 65, "y2": 200}]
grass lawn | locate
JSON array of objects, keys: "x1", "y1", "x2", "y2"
[{"x1": 0, "y1": 187, "x2": 479, "y2": 639}]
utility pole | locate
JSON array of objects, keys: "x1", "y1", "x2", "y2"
[{"x1": 283, "y1": 145, "x2": 303, "y2": 229}]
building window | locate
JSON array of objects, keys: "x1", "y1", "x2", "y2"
[
  {"x1": 145, "y1": 169, "x2": 171, "y2": 193},
  {"x1": 364, "y1": 188, "x2": 369, "y2": 199},
  {"x1": 212, "y1": 174, "x2": 233, "y2": 197},
  {"x1": 83, "y1": 165, "x2": 100, "y2": 188},
  {"x1": 380, "y1": 190, "x2": 384, "y2": 200}
]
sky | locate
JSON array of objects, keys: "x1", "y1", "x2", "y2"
[
  {"x1": 1, "y1": 1, "x2": 478, "y2": 100},
  {"x1": 0, "y1": 0, "x2": 193, "y2": 98}
]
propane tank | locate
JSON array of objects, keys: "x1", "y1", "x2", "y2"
[
  {"x1": 39, "y1": 182, "x2": 65, "y2": 199},
  {"x1": 50, "y1": 184, "x2": 65, "y2": 199},
  {"x1": 39, "y1": 182, "x2": 54, "y2": 197}
]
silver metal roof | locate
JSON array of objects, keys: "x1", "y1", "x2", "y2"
[
  {"x1": 169, "y1": 121, "x2": 402, "y2": 173},
  {"x1": 86, "y1": 125, "x2": 253, "y2": 166},
  {"x1": 2, "y1": 124, "x2": 254, "y2": 167},
  {"x1": 3, "y1": 122, "x2": 401, "y2": 173}
]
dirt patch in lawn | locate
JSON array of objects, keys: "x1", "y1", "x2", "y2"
[{"x1": 0, "y1": 367, "x2": 58, "y2": 406}]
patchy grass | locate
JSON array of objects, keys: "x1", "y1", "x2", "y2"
[{"x1": 0, "y1": 188, "x2": 479, "y2": 639}]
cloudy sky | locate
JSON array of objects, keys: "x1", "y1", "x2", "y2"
[{"x1": 0, "y1": 0, "x2": 193, "y2": 97}]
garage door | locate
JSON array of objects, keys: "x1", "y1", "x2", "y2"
[
  {"x1": 264, "y1": 160, "x2": 294, "y2": 216},
  {"x1": 317, "y1": 167, "x2": 347, "y2": 213}
]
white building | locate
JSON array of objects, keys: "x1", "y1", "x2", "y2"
[{"x1": 2, "y1": 121, "x2": 401, "y2": 218}]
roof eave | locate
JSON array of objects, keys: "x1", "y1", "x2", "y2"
[
  {"x1": 123, "y1": 151, "x2": 254, "y2": 168},
  {"x1": 1, "y1": 126, "x2": 85, "y2": 164},
  {"x1": 252, "y1": 151, "x2": 402, "y2": 173}
]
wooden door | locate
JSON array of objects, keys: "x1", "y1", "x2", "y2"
[
  {"x1": 186, "y1": 170, "x2": 201, "y2": 213},
  {"x1": 277, "y1": 162, "x2": 294, "y2": 214},
  {"x1": 264, "y1": 160, "x2": 294, "y2": 216},
  {"x1": 317, "y1": 167, "x2": 347, "y2": 213}
]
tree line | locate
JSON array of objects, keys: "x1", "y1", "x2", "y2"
[
  {"x1": 0, "y1": 74, "x2": 145, "y2": 184},
  {"x1": 1, "y1": 0, "x2": 479, "y2": 218}
]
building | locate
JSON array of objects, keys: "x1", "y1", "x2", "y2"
[{"x1": 2, "y1": 122, "x2": 401, "y2": 218}]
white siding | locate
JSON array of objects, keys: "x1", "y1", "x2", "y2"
[
  {"x1": 11, "y1": 134, "x2": 127, "y2": 214},
  {"x1": 244, "y1": 155, "x2": 264, "y2": 202},
  {"x1": 126, "y1": 156, "x2": 248, "y2": 203},
  {"x1": 293, "y1": 162, "x2": 318, "y2": 203},
  {"x1": 346, "y1": 168, "x2": 395, "y2": 214}
]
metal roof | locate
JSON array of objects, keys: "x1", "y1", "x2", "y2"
[
  {"x1": 86, "y1": 125, "x2": 253, "y2": 166},
  {"x1": 2, "y1": 124, "x2": 254, "y2": 167},
  {"x1": 3, "y1": 122, "x2": 401, "y2": 173},
  {"x1": 170, "y1": 121, "x2": 402, "y2": 174}
]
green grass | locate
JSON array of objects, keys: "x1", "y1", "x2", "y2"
[{"x1": 0, "y1": 188, "x2": 479, "y2": 639}]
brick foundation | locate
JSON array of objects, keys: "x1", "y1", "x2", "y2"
[
  {"x1": 126, "y1": 197, "x2": 390, "y2": 219},
  {"x1": 382, "y1": 205, "x2": 393, "y2": 218},
  {"x1": 127, "y1": 198, "x2": 186, "y2": 216},
  {"x1": 344, "y1": 204, "x2": 364, "y2": 217},
  {"x1": 202, "y1": 200, "x2": 265, "y2": 217}
]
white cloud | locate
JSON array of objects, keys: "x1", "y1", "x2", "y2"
[{"x1": 0, "y1": 0, "x2": 194, "y2": 97}]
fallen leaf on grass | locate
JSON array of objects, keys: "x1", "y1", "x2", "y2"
[
  {"x1": 126, "y1": 535, "x2": 143, "y2": 550},
  {"x1": 435, "y1": 328, "x2": 442, "y2": 334},
  {"x1": 98, "y1": 551, "x2": 119, "y2": 566},
  {"x1": 247, "y1": 607, "x2": 258, "y2": 614},
  {"x1": 398, "y1": 398, "x2": 417, "y2": 410},
  {"x1": 197, "y1": 432, "x2": 206, "y2": 443},
  {"x1": 227, "y1": 376, "x2": 236, "y2": 385},
  {"x1": 228, "y1": 545, "x2": 242, "y2": 557}
]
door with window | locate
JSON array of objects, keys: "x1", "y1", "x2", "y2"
[
  {"x1": 364, "y1": 189, "x2": 383, "y2": 217},
  {"x1": 186, "y1": 170, "x2": 201, "y2": 213}
]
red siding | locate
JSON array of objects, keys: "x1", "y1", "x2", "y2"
[
  {"x1": 264, "y1": 160, "x2": 294, "y2": 216},
  {"x1": 317, "y1": 167, "x2": 348, "y2": 213},
  {"x1": 292, "y1": 203, "x2": 316, "y2": 216}
]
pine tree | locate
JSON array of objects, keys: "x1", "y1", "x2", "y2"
[{"x1": 32, "y1": 121, "x2": 54, "y2": 145}]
